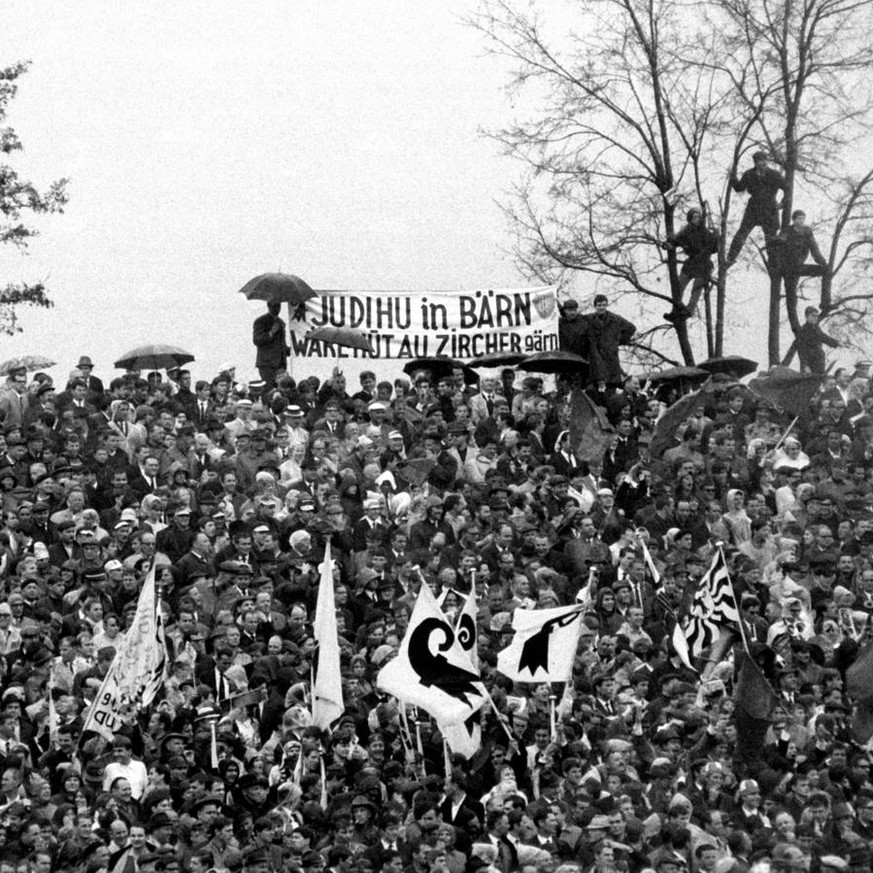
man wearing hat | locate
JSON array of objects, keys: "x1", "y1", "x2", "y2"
[
  {"x1": 558, "y1": 298, "x2": 587, "y2": 358},
  {"x1": 155, "y1": 504, "x2": 196, "y2": 563},
  {"x1": 727, "y1": 150, "x2": 786, "y2": 268}
]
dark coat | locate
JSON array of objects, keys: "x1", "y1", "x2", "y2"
[
  {"x1": 252, "y1": 312, "x2": 290, "y2": 370},
  {"x1": 583, "y1": 312, "x2": 636, "y2": 384}
]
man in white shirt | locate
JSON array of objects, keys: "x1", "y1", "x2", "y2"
[{"x1": 102, "y1": 735, "x2": 148, "y2": 800}]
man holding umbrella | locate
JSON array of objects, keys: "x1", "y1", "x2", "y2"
[{"x1": 252, "y1": 300, "x2": 290, "y2": 391}]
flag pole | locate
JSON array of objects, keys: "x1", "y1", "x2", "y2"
[
  {"x1": 549, "y1": 690, "x2": 557, "y2": 742},
  {"x1": 443, "y1": 737, "x2": 452, "y2": 784},
  {"x1": 484, "y1": 691, "x2": 516, "y2": 744},
  {"x1": 773, "y1": 416, "x2": 799, "y2": 453}
]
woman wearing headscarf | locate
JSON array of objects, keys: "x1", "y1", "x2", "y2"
[{"x1": 721, "y1": 489, "x2": 752, "y2": 545}]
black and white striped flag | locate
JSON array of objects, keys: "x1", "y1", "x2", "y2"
[{"x1": 672, "y1": 549, "x2": 739, "y2": 670}]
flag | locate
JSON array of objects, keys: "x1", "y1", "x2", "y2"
[
  {"x1": 312, "y1": 541, "x2": 344, "y2": 730},
  {"x1": 441, "y1": 712, "x2": 482, "y2": 759},
  {"x1": 455, "y1": 589, "x2": 478, "y2": 671},
  {"x1": 649, "y1": 380, "x2": 714, "y2": 458},
  {"x1": 570, "y1": 389, "x2": 615, "y2": 462},
  {"x1": 847, "y1": 642, "x2": 873, "y2": 743},
  {"x1": 734, "y1": 650, "x2": 779, "y2": 763},
  {"x1": 672, "y1": 549, "x2": 739, "y2": 670},
  {"x1": 497, "y1": 604, "x2": 585, "y2": 683},
  {"x1": 377, "y1": 584, "x2": 486, "y2": 725},
  {"x1": 639, "y1": 538, "x2": 672, "y2": 615},
  {"x1": 81, "y1": 565, "x2": 168, "y2": 740},
  {"x1": 748, "y1": 366, "x2": 823, "y2": 416}
]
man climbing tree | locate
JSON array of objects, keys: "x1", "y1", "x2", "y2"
[
  {"x1": 770, "y1": 210, "x2": 830, "y2": 326},
  {"x1": 726, "y1": 151, "x2": 786, "y2": 269},
  {"x1": 664, "y1": 207, "x2": 719, "y2": 323}
]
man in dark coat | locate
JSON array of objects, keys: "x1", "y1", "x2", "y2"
[
  {"x1": 771, "y1": 209, "x2": 830, "y2": 315},
  {"x1": 252, "y1": 300, "x2": 290, "y2": 390},
  {"x1": 665, "y1": 207, "x2": 719, "y2": 321},
  {"x1": 726, "y1": 150, "x2": 786, "y2": 266},
  {"x1": 558, "y1": 299, "x2": 588, "y2": 357},
  {"x1": 583, "y1": 295, "x2": 636, "y2": 387},
  {"x1": 796, "y1": 306, "x2": 839, "y2": 374}
]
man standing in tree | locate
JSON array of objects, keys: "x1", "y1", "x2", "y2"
[
  {"x1": 796, "y1": 306, "x2": 839, "y2": 374},
  {"x1": 726, "y1": 151, "x2": 786, "y2": 268},
  {"x1": 664, "y1": 207, "x2": 719, "y2": 322},
  {"x1": 772, "y1": 209, "x2": 830, "y2": 316},
  {"x1": 558, "y1": 299, "x2": 588, "y2": 358}
]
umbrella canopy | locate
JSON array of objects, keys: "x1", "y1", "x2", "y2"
[
  {"x1": 398, "y1": 457, "x2": 437, "y2": 487},
  {"x1": 402, "y1": 357, "x2": 478, "y2": 384},
  {"x1": 748, "y1": 366, "x2": 823, "y2": 416},
  {"x1": 114, "y1": 344, "x2": 195, "y2": 371},
  {"x1": 307, "y1": 326, "x2": 375, "y2": 354},
  {"x1": 0, "y1": 355, "x2": 56, "y2": 376},
  {"x1": 238, "y1": 273, "x2": 317, "y2": 305},
  {"x1": 468, "y1": 351, "x2": 526, "y2": 369},
  {"x1": 642, "y1": 365, "x2": 708, "y2": 383},
  {"x1": 519, "y1": 350, "x2": 588, "y2": 374},
  {"x1": 698, "y1": 355, "x2": 758, "y2": 379}
]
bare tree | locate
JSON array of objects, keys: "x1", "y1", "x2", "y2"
[
  {"x1": 467, "y1": 0, "x2": 743, "y2": 365},
  {"x1": 713, "y1": 0, "x2": 873, "y2": 364}
]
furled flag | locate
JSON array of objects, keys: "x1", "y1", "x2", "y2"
[
  {"x1": 639, "y1": 537, "x2": 673, "y2": 615},
  {"x1": 672, "y1": 548, "x2": 740, "y2": 670},
  {"x1": 497, "y1": 604, "x2": 586, "y2": 683},
  {"x1": 734, "y1": 650, "x2": 780, "y2": 763},
  {"x1": 847, "y1": 642, "x2": 873, "y2": 744},
  {"x1": 377, "y1": 584, "x2": 486, "y2": 726},
  {"x1": 570, "y1": 389, "x2": 615, "y2": 463},
  {"x1": 82, "y1": 565, "x2": 168, "y2": 740},
  {"x1": 312, "y1": 541, "x2": 344, "y2": 730}
]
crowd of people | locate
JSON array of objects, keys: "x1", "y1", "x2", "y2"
[{"x1": 0, "y1": 298, "x2": 868, "y2": 873}]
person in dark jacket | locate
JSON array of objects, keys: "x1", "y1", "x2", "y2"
[
  {"x1": 726, "y1": 151, "x2": 786, "y2": 267},
  {"x1": 665, "y1": 207, "x2": 719, "y2": 321},
  {"x1": 583, "y1": 296, "x2": 636, "y2": 387},
  {"x1": 772, "y1": 209, "x2": 830, "y2": 315},
  {"x1": 796, "y1": 306, "x2": 839, "y2": 374},
  {"x1": 252, "y1": 300, "x2": 290, "y2": 390},
  {"x1": 558, "y1": 299, "x2": 588, "y2": 357}
]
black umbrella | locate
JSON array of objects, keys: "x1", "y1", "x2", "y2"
[
  {"x1": 238, "y1": 273, "x2": 317, "y2": 305},
  {"x1": 307, "y1": 326, "x2": 375, "y2": 354},
  {"x1": 468, "y1": 351, "x2": 527, "y2": 369},
  {"x1": 698, "y1": 355, "x2": 758, "y2": 379},
  {"x1": 402, "y1": 357, "x2": 478, "y2": 384},
  {"x1": 641, "y1": 365, "x2": 708, "y2": 383},
  {"x1": 114, "y1": 344, "x2": 195, "y2": 371},
  {"x1": 519, "y1": 350, "x2": 588, "y2": 374}
]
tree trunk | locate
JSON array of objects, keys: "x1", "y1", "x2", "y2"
[
  {"x1": 768, "y1": 271, "x2": 781, "y2": 365},
  {"x1": 674, "y1": 319, "x2": 695, "y2": 364}
]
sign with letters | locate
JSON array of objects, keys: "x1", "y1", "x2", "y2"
[{"x1": 286, "y1": 286, "x2": 559, "y2": 383}]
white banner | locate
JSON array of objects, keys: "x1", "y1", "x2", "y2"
[
  {"x1": 286, "y1": 286, "x2": 560, "y2": 384},
  {"x1": 82, "y1": 567, "x2": 168, "y2": 740}
]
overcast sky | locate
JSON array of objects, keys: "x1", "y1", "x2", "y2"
[
  {"x1": 2, "y1": 2, "x2": 823, "y2": 385},
  {"x1": 2, "y1": 1, "x2": 539, "y2": 381}
]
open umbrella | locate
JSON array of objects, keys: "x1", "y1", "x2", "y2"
[
  {"x1": 519, "y1": 350, "x2": 588, "y2": 374},
  {"x1": 398, "y1": 457, "x2": 437, "y2": 487},
  {"x1": 114, "y1": 344, "x2": 195, "y2": 371},
  {"x1": 698, "y1": 355, "x2": 758, "y2": 379},
  {"x1": 237, "y1": 273, "x2": 316, "y2": 305},
  {"x1": 0, "y1": 355, "x2": 56, "y2": 376},
  {"x1": 748, "y1": 367, "x2": 823, "y2": 416},
  {"x1": 402, "y1": 357, "x2": 478, "y2": 384},
  {"x1": 468, "y1": 351, "x2": 526, "y2": 369},
  {"x1": 641, "y1": 365, "x2": 708, "y2": 383},
  {"x1": 307, "y1": 326, "x2": 375, "y2": 355}
]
